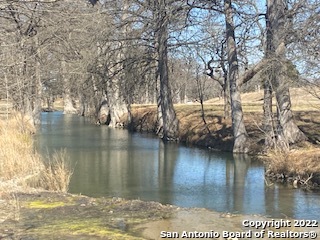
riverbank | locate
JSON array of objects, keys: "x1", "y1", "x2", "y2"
[
  {"x1": 1, "y1": 191, "x2": 319, "y2": 239},
  {"x1": 124, "y1": 89, "x2": 320, "y2": 151},
  {"x1": 0, "y1": 97, "x2": 320, "y2": 239},
  {"x1": 121, "y1": 89, "x2": 320, "y2": 188}
]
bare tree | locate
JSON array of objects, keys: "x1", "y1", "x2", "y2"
[
  {"x1": 156, "y1": 0, "x2": 180, "y2": 141},
  {"x1": 205, "y1": 42, "x2": 231, "y2": 119},
  {"x1": 0, "y1": 1, "x2": 48, "y2": 125},
  {"x1": 289, "y1": 1, "x2": 320, "y2": 101},
  {"x1": 266, "y1": 0, "x2": 306, "y2": 147},
  {"x1": 224, "y1": 0, "x2": 249, "y2": 153}
]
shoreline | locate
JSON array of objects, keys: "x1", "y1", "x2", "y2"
[
  {"x1": 36, "y1": 107, "x2": 320, "y2": 189},
  {"x1": 120, "y1": 104, "x2": 320, "y2": 189},
  {"x1": 1, "y1": 191, "x2": 319, "y2": 239},
  {"x1": 1, "y1": 106, "x2": 320, "y2": 239}
]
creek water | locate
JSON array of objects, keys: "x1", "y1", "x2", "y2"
[{"x1": 35, "y1": 112, "x2": 320, "y2": 220}]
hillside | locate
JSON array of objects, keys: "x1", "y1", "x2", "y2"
[{"x1": 205, "y1": 88, "x2": 320, "y2": 112}]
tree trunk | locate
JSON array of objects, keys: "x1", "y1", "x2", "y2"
[
  {"x1": 155, "y1": 56, "x2": 164, "y2": 136},
  {"x1": 263, "y1": 6, "x2": 275, "y2": 146},
  {"x1": 78, "y1": 92, "x2": 86, "y2": 117},
  {"x1": 275, "y1": 69, "x2": 306, "y2": 144},
  {"x1": 145, "y1": 80, "x2": 150, "y2": 104},
  {"x1": 220, "y1": 41, "x2": 231, "y2": 119},
  {"x1": 195, "y1": 65, "x2": 210, "y2": 133},
  {"x1": 109, "y1": 94, "x2": 127, "y2": 127},
  {"x1": 32, "y1": 52, "x2": 42, "y2": 125},
  {"x1": 104, "y1": 76, "x2": 127, "y2": 127},
  {"x1": 61, "y1": 58, "x2": 77, "y2": 114},
  {"x1": 32, "y1": 36, "x2": 42, "y2": 125},
  {"x1": 156, "y1": 0, "x2": 179, "y2": 141},
  {"x1": 263, "y1": 77, "x2": 275, "y2": 146},
  {"x1": 224, "y1": 0, "x2": 249, "y2": 153},
  {"x1": 267, "y1": 0, "x2": 306, "y2": 145},
  {"x1": 101, "y1": 1, "x2": 128, "y2": 128},
  {"x1": 222, "y1": 68, "x2": 231, "y2": 119}
]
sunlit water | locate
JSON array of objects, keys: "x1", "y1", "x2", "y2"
[{"x1": 35, "y1": 112, "x2": 320, "y2": 220}]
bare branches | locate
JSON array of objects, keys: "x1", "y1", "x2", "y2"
[{"x1": 186, "y1": 0, "x2": 224, "y2": 14}]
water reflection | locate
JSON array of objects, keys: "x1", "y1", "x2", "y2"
[{"x1": 35, "y1": 112, "x2": 320, "y2": 220}]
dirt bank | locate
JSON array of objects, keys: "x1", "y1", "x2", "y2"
[
  {"x1": 120, "y1": 102, "x2": 320, "y2": 188},
  {"x1": 1, "y1": 192, "x2": 319, "y2": 240},
  {"x1": 122, "y1": 104, "x2": 320, "y2": 154}
]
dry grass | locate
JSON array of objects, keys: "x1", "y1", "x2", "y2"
[
  {"x1": 265, "y1": 146, "x2": 320, "y2": 176},
  {"x1": 36, "y1": 150, "x2": 73, "y2": 193},
  {"x1": 205, "y1": 88, "x2": 320, "y2": 112},
  {"x1": 0, "y1": 116, "x2": 72, "y2": 196},
  {"x1": 0, "y1": 117, "x2": 41, "y2": 182},
  {"x1": 0, "y1": 100, "x2": 13, "y2": 120},
  {"x1": 264, "y1": 143, "x2": 320, "y2": 187}
]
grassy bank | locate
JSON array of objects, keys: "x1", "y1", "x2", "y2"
[{"x1": 0, "y1": 114, "x2": 72, "y2": 196}]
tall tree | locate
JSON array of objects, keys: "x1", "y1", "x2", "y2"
[
  {"x1": 263, "y1": 1, "x2": 275, "y2": 146},
  {"x1": 187, "y1": 0, "x2": 250, "y2": 152},
  {"x1": 224, "y1": 0, "x2": 249, "y2": 152},
  {"x1": 154, "y1": 0, "x2": 179, "y2": 141},
  {"x1": 266, "y1": 0, "x2": 306, "y2": 146},
  {"x1": 103, "y1": 0, "x2": 129, "y2": 127}
]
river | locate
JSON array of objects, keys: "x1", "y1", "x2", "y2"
[{"x1": 35, "y1": 112, "x2": 320, "y2": 220}]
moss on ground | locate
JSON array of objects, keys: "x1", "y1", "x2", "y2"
[
  {"x1": 0, "y1": 192, "x2": 175, "y2": 239},
  {"x1": 27, "y1": 218, "x2": 144, "y2": 239},
  {"x1": 27, "y1": 200, "x2": 70, "y2": 209}
]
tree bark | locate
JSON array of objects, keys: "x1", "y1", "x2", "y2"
[
  {"x1": 263, "y1": 4, "x2": 275, "y2": 146},
  {"x1": 61, "y1": 57, "x2": 77, "y2": 114},
  {"x1": 105, "y1": 83, "x2": 127, "y2": 127},
  {"x1": 32, "y1": 35, "x2": 42, "y2": 125},
  {"x1": 263, "y1": 77, "x2": 275, "y2": 146},
  {"x1": 224, "y1": 0, "x2": 249, "y2": 153},
  {"x1": 155, "y1": 0, "x2": 179, "y2": 141},
  {"x1": 267, "y1": 0, "x2": 306, "y2": 145},
  {"x1": 239, "y1": 59, "x2": 268, "y2": 87},
  {"x1": 102, "y1": 0, "x2": 128, "y2": 127},
  {"x1": 220, "y1": 53, "x2": 231, "y2": 119}
]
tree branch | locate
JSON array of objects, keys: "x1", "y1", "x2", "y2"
[{"x1": 239, "y1": 59, "x2": 267, "y2": 86}]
